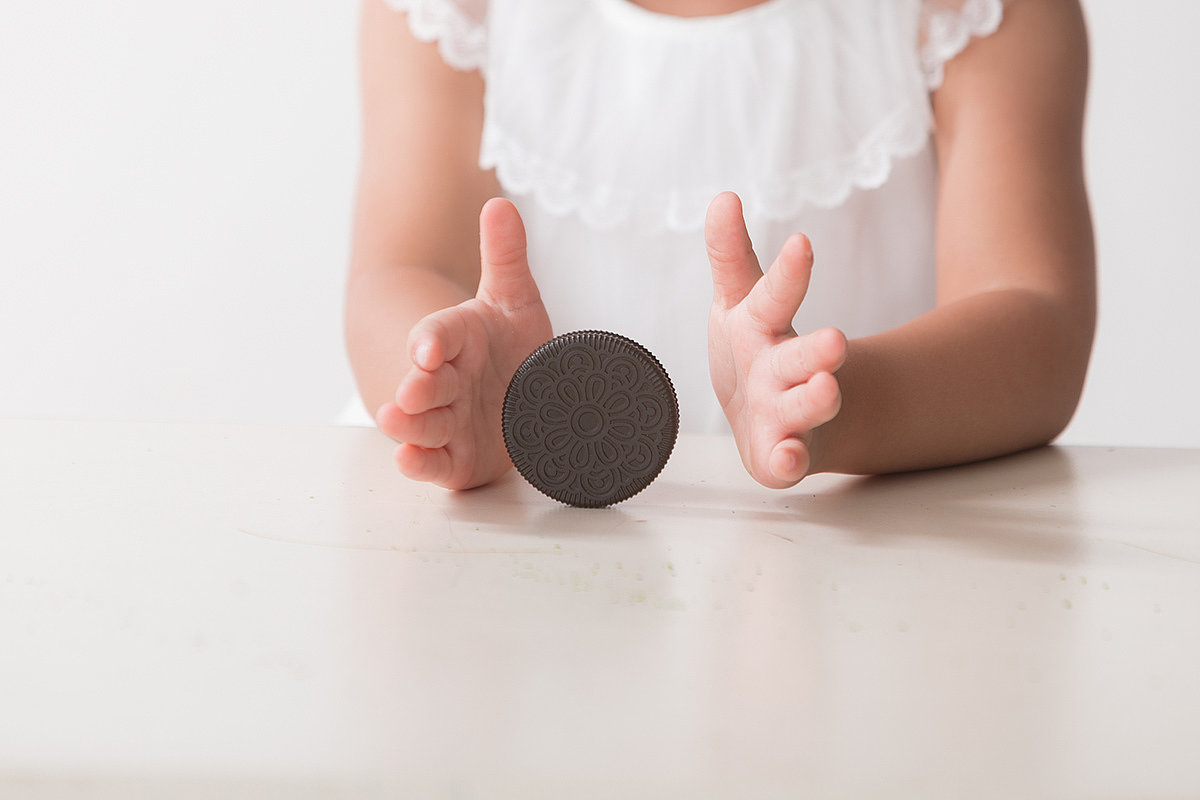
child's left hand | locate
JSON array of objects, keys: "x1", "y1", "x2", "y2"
[{"x1": 706, "y1": 192, "x2": 847, "y2": 488}]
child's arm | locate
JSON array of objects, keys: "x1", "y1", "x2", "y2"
[
  {"x1": 346, "y1": 0, "x2": 551, "y2": 489},
  {"x1": 708, "y1": 0, "x2": 1095, "y2": 486}
]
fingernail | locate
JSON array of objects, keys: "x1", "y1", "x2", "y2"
[
  {"x1": 786, "y1": 233, "x2": 810, "y2": 257},
  {"x1": 777, "y1": 449, "x2": 799, "y2": 478},
  {"x1": 414, "y1": 341, "x2": 432, "y2": 368}
]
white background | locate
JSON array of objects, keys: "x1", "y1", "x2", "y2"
[{"x1": 1, "y1": 1, "x2": 1197, "y2": 446}]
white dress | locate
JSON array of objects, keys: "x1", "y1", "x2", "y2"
[{"x1": 348, "y1": 0, "x2": 1007, "y2": 432}]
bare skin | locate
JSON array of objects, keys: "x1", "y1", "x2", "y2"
[
  {"x1": 705, "y1": 192, "x2": 847, "y2": 488},
  {"x1": 346, "y1": 0, "x2": 1095, "y2": 491},
  {"x1": 621, "y1": 0, "x2": 771, "y2": 17},
  {"x1": 375, "y1": 198, "x2": 551, "y2": 489}
]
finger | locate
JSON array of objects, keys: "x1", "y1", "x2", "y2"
[
  {"x1": 746, "y1": 425, "x2": 804, "y2": 490},
  {"x1": 745, "y1": 233, "x2": 814, "y2": 335},
  {"x1": 377, "y1": 402, "x2": 455, "y2": 448},
  {"x1": 775, "y1": 371, "x2": 842, "y2": 433},
  {"x1": 768, "y1": 438, "x2": 810, "y2": 486},
  {"x1": 706, "y1": 191, "x2": 762, "y2": 309},
  {"x1": 394, "y1": 443, "x2": 454, "y2": 485},
  {"x1": 407, "y1": 306, "x2": 470, "y2": 371},
  {"x1": 771, "y1": 327, "x2": 848, "y2": 386},
  {"x1": 395, "y1": 362, "x2": 459, "y2": 415},
  {"x1": 375, "y1": 401, "x2": 405, "y2": 441},
  {"x1": 386, "y1": 406, "x2": 455, "y2": 449},
  {"x1": 478, "y1": 197, "x2": 541, "y2": 312}
]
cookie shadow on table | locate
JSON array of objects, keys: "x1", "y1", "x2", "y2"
[{"x1": 438, "y1": 470, "x2": 647, "y2": 539}]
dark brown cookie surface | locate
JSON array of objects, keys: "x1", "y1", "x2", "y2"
[{"x1": 502, "y1": 331, "x2": 679, "y2": 508}]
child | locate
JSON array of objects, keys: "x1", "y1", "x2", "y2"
[{"x1": 344, "y1": 0, "x2": 1095, "y2": 491}]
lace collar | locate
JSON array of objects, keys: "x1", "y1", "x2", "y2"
[{"x1": 390, "y1": 0, "x2": 1005, "y2": 230}]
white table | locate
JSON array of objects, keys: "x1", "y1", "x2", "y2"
[{"x1": 1, "y1": 420, "x2": 1198, "y2": 799}]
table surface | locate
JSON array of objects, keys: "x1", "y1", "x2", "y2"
[{"x1": 1, "y1": 420, "x2": 1199, "y2": 799}]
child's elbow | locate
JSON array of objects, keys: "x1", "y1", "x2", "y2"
[{"x1": 1033, "y1": 330, "x2": 1093, "y2": 447}]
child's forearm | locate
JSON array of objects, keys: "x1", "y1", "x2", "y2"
[
  {"x1": 809, "y1": 287, "x2": 1094, "y2": 476},
  {"x1": 344, "y1": 264, "x2": 471, "y2": 418}
]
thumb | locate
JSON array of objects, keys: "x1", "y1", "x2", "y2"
[
  {"x1": 477, "y1": 197, "x2": 540, "y2": 311},
  {"x1": 706, "y1": 191, "x2": 763, "y2": 310}
]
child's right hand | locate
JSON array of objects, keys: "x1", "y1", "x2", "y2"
[{"x1": 375, "y1": 198, "x2": 553, "y2": 490}]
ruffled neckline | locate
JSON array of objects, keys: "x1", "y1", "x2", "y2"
[
  {"x1": 480, "y1": 0, "x2": 938, "y2": 230},
  {"x1": 389, "y1": 0, "x2": 1007, "y2": 231}
]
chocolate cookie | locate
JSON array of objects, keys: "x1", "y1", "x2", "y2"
[{"x1": 502, "y1": 331, "x2": 679, "y2": 508}]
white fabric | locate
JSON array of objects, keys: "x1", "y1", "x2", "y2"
[
  {"x1": 483, "y1": 0, "x2": 934, "y2": 232},
  {"x1": 919, "y1": 0, "x2": 1006, "y2": 89},
  {"x1": 370, "y1": 0, "x2": 1007, "y2": 434},
  {"x1": 387, "y1": 0, "x2": 487, "y2": 70}
]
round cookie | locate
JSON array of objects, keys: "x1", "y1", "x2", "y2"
[{"x1": 502, "y1": 331, "x2": 679, "y2": 508}]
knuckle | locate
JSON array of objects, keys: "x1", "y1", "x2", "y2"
[
  {"x1": 792, "y1": 338, "x2": 811, "y2": 377},
  {"x1": 771, "y1": 390, "x2": 791, "y2": 427},
  {"x1": 769, "y1": 346, "x2": 784, "y2": 381},
  {"x1": 486, "y1": 240, "x2": 526, "y2": 267},
  {"x1": 765, "y1": 270, "x2": 788, "y2": 303},
  {"x1": 422, "y1": 310, "x2": 451, "y2": 339},
  {"x1": 706, "y1": 239, "x2": 753, "y2": 267},
  {"x1": 434, "y1": 365, "x2": 457, "y2": 405},
  {"x1": 782, "y1": 386, "x2": 811, "y2": 431},
  {"x1": 432, "y1": 409, "x2": 454, "y2": 448}
]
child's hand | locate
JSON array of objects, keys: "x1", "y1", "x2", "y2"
[
  {"x1": 706, "y1": 192, "x2": 847, "y2": 489},
  {"x1": 375, "y1": 198, "x2": 553, "y2": 490}
]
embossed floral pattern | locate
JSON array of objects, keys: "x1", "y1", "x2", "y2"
[{"x1": 503, "y1": 331, "x2": 678, "y2": 507}]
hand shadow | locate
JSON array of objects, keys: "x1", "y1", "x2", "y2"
[
  {"x1": 433, "y1": 444, "x2": 1093, "y2": 565},
  {"x1": 649, "y1": 446, "x2": 1089, "y2": 566}
]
